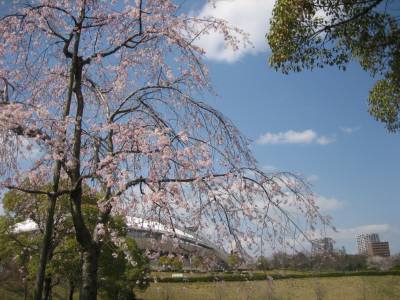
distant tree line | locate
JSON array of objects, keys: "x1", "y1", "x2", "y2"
[{"x1": 256, "y1": 252, "x2": 400, "y2": 272}]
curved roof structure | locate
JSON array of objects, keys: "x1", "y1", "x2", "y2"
[
  {"x1": 125, "y1": 216, "x2": 229, "y2": 265},
  {"x1": 12, "y1": 217, "x2": 229, "y2": 265},
  {"x1": 126, "y1": 216, "x2": 196, "y2": 240}
]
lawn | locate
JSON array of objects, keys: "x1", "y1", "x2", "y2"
[
  {"x1": 2, "y1": 275, "x2": 399, "y2": 299},
  {"x1": 135, "y1": 276, "x2": 400, "y2": 300}
]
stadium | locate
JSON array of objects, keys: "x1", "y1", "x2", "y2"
[{"x1": 14, "y1": 217, "x2": 230, "y2": 271}]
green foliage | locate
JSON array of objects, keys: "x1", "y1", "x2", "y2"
[
  {"x1": 268, "y1": 0, "x2": 400, "y2": 132},
  {"x1": 227, "y1": 252, "x2": 241, "y2": 270},
  {"x1": 0, "y1": 187, "x2": 150, "y2": 298},
  {"x1": 0, "y1": 214, "x2": 41, "y2": 281},
  {"x1": 256, "y1": 256, "x2": 270, "y2": 271},
  {"x1": 270, "y1": 252, "x2": 291, "y2": 269},
  {"x1": 290, "y1": 252, "x2": 311, "y2": 270},
  {"x1": 158, "y1": 255, "x2": 184, "y2": 272},
  {"x1": 369, "y1": 75, "x2": 400, "y2": 131},
  {"x1": 170, "y1": 256, "x2": 184, "y2": 271},
  {"x1": 156, "y1": 270, "x2": 400, "y2": 283},
  {"x1": 48, "y1": 236, "x2": 81, "y2": 291},
  {"x1": 158, "y1": 256, "x2": 170, "y2": 268},
  {"x1": 192, "y1": 255, "x2": 205, "y2": 270},
  {"x1": 268, "y1": 251, "x2": 368, "y2": 272},
  {"x1": 311, "y1": 253, "x2": 367, "y2": 272},
  {"x1": 98, "y1": 237, "x2": 149, "y2": 300}
]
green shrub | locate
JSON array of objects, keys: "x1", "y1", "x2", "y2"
[{"x1": 155, "y1": 270, "x2": 400, "y2": 283}]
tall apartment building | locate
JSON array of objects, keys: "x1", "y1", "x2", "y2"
[
  {"x1": 368, "y1": 242, "x2": 390, "y2": 257},
  {"x1": 356, "y1": 233, "x2": 391, "y2": 257},
  {"x1": 356, "y1": 233, "x2": 380, "y2": 255}
]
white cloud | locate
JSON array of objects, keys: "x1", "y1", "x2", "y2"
[
  {"x1": 331, "y1": 224, "x2": 391, "y2": 241},
  {"x1": 195, "y1": 0, "x2": 275, "y2": 62},
  {"x1": 280, "y1": 193, "x2": 343, "y2": 213},
  {"x1": 262, "y1": 164, "x2": 278, "y2": 172},
  {"x1": 257, "y1": 129, "x2": 316, "y2": 144},
  {"x1": 256, "y1": 129, "x2": 334, "y2": 145},
  {"x1": 315, "y1": 195, "x2": 344, "y2": 212},
  {"x1": 340, "y1": 126, "x2": 360, "y2": 134},
  {"x1": 316, "y1": 136, "x2": 335, "y2": 145},
  {"x1": 306, "y1": 174, "x2": 319, "y2": 183},
  {"x1": 273, "y1": 190, "x2": 344, "y2": 215}
]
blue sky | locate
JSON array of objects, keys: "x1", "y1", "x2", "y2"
[{"x1": 191, "y1": 0, "x2": 400, "y2": 254}]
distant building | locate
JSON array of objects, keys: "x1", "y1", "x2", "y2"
[
  {"x1": 311, "y1": 237, "x2": 334, "y2": 255},
  {"x1": 367, "y1": 242, "x2": 390, "y2": 257},
  {"x1": 357, "y1": 233, "x2": 390, "y2": 257},
  {"x1": 357, "y1": 233, "x2": 380, "y2": 255}
]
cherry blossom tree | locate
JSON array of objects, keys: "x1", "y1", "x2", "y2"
[{"x1": 0, "y1": 1, "x2": 328, "y2": 299}]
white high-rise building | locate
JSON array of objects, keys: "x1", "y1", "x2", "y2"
[{"x1": 357, "y1": 233, "x2": 380, "y2": 255}]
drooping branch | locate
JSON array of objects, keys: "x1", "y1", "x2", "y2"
[
  {"x1": 4, "y1": 185, "x2": 51, "y2": 196},
  {"x1": 0, "y1": 2, "x2": 330, "y2": 298}
]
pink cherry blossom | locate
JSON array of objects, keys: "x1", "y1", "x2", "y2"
[{"x1": 0, "y1": 2, "x2": 330, "y2": 298}]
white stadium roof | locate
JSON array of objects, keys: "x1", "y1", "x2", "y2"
[
  {"x1": 13, "y1": 217, "x2": 197, "y2": 241},
  {"x1": 13, "y1": 219, "x2": 39, "y2": 233},
  {"x1": 125, "y1": 216, "x2": 195, "y2": 240}
]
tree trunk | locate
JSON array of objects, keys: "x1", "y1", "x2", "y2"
[
  {"x1": 68, "y1": 282, "x2": 75, "y2": 300},
  {"x1": 80, "y1": 247, "x2": 99, "y2": 300},
  {"x1": 43, "y1": 275, "x2": 52, "y2": 300},
  {"x1": 23, "y1": 278, "x2": 28, "y2": 300},
  {"x1": 33, "y1": 196, "x2": 57, "y2": 300}
]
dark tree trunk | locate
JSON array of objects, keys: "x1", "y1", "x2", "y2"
[
  {"x1": 23, "y1": 278, "x2": 28, "y2": 300},
  {"x1": 80, "y1": 247, "x2": 99, "y2": 300},
  {"x1": 33, "y1": 196, "x2": 57, "y2": 300},
  {"x1": 70, "y1": 187, "x2": 100, "y2": 300},
  {"x1": 68, "y1": 282, "x2": 75, "y2": 300},
  {"x1": 43, "y1": 275, "x2": 52, "y2": 300}
]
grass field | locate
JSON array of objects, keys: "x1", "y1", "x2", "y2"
[
  {"x1": 2, "y1": 275, "x2": 399, "y2": 299},
  {"x1": 135, "y1": 276, "x2": 400, "y2": 300}
]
